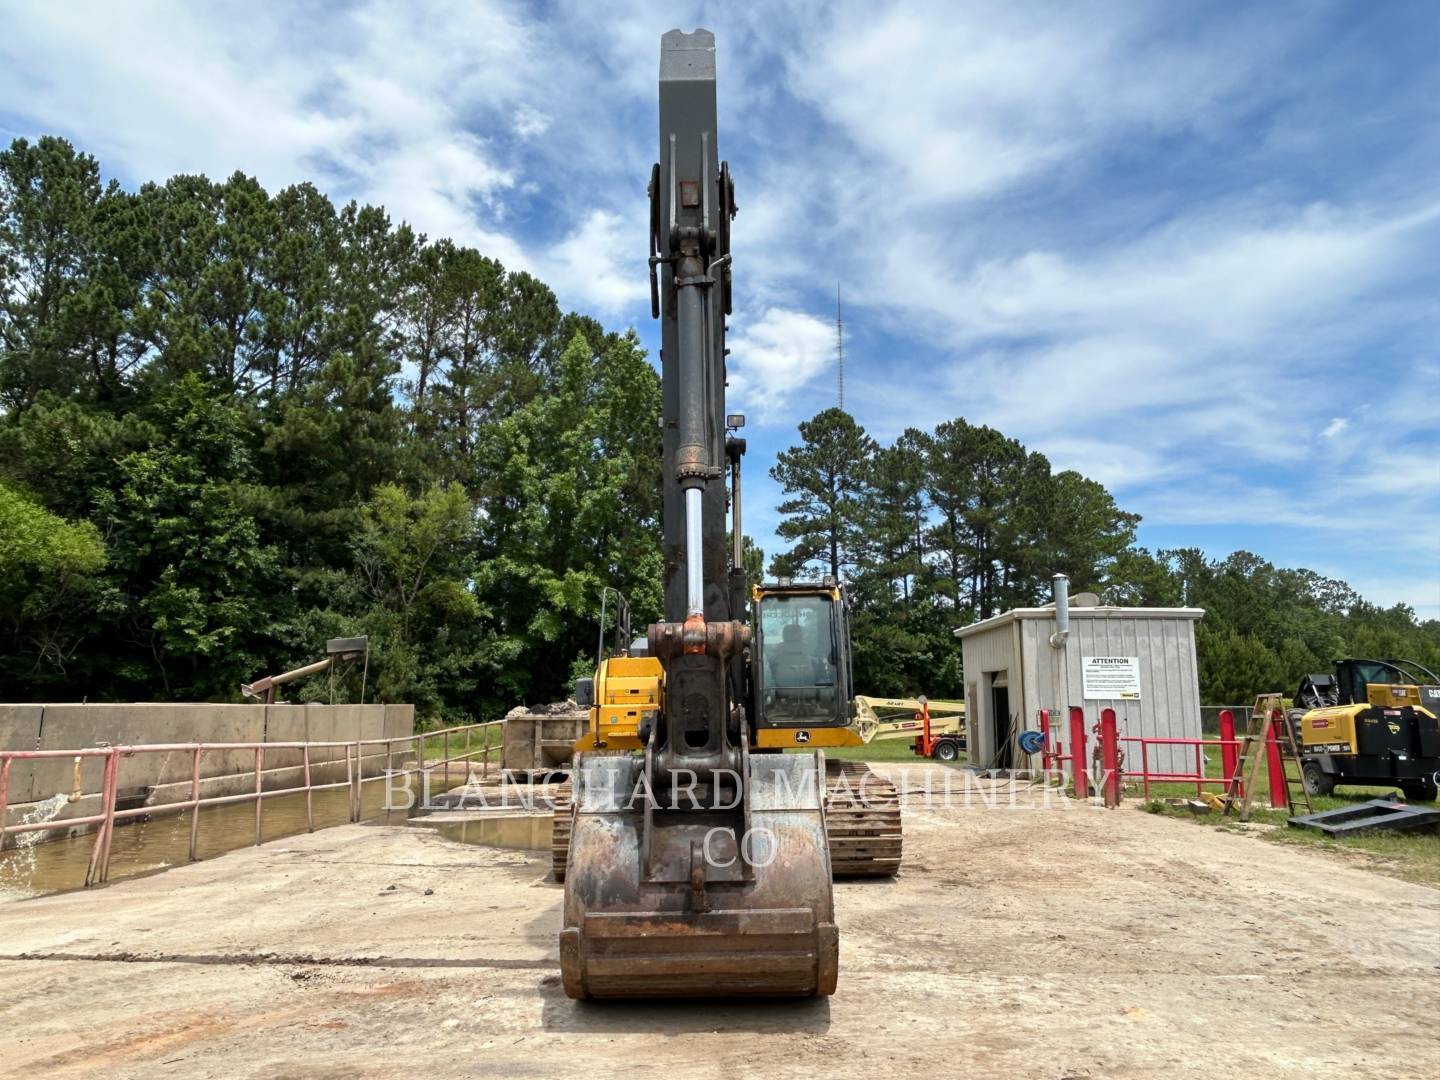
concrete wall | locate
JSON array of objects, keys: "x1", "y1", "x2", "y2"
[{"x1": 2, "y1": 702, "x2": 415, "y2": 826}]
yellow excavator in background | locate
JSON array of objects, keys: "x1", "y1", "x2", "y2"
[{"x1": 553, "y1": 30, "x2": 901, "y2": 1000}]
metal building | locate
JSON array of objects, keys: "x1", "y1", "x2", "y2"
[{"x1": 955, "y1": 577, "x2": 1204, "y2": 774}]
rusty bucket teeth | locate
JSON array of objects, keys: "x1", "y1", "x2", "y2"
[{"x1": 559, "y1": 754, "x2": 837, "y2": 1000}]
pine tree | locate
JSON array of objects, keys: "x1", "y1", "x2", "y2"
[{"x1": 769, "y1": 408, "x2": 876, "y2": 581}]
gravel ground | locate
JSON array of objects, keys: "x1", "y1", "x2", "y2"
[{"x1": 1, "y1": 763, "x2": 1436, "y2": 1079}]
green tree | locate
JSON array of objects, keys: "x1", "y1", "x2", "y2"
[
  {"x1": 351, "y1": 482, "x2": 479, "y2": 715},
  {"x1": 770, "y1": 408, "x2": 876, "y2": 580},
  {"x1": 0, "y1": 482, "x2": 105, "y2": 691}
]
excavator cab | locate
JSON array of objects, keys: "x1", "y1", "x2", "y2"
[{"x1": 753, "y1": 582, "x2": 852, "y2": 729}]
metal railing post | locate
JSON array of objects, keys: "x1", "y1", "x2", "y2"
[
  {"x1": 303, "y1": 744, "x2": 314, "y2": 832},
  {"x1": 346, "y1": 744, "x2": 356, "y2": 822},
  {"x1": 1219, "y1": 710, "x2": 1238, "y2": 795},
  {"x1": 0, "y1": 757, "x2": 10, "y2": 853},
  {"x1": 253, "y1": 746, "x2": 264, "y2": 845},
  {"x1": 1100, "y1": 708, "x2": 1121, "y2": 808},
  {"x1": 384, "y1": 738, "x2": 394, "y2": 815},
  {"x1": 1265, "y1": 710, "x2": 1287, "y2": 809},
  {"x1": 1068, "y1": 706, "x2": 1087, "y2": 800},
  {"x1": 188, "y1": 747, "x2": 202, "y2": 861}
]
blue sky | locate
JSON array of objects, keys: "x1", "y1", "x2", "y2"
[{"x1": 3, "y1": 1, "x2": 1437, "y2": 615}]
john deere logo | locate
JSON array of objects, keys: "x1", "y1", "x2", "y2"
[
  {"x1": 795, "y1": 730, "x2": 811, "y2": 743},
  {"x1": 1388, "y1": 721, "x2": 1401, "y2": 735}
]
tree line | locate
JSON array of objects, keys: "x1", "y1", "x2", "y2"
[
  {"x1": 0, "y1": 136, "x2": 659, "y2": 718},
  {"x1": 767, "y1": 409, "x2": 1440, "y2": 701},
  {"x1": 2, "y1": 137, "x2": 1434, "y2": 719}
]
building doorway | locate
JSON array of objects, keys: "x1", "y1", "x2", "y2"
[{"x1": 990, "y1": 673, "x2": 1012, "y2": 771}]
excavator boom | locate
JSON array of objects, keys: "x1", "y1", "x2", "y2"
[{"x1": 559, "y1": 29, "x2": 838, "y2": 1000}]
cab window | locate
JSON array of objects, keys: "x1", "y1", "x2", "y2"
[{"x1": 759, "y1": 594, "x2": 837, "y2": 720}]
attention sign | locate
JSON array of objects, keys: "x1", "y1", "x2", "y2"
[{"x1": 1082, "y1": 656, "x2": 1142, "y2": 700}]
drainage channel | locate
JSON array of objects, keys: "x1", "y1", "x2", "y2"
[{"x1": 0, "y1": 784, "x2": 454, "y2": 901}]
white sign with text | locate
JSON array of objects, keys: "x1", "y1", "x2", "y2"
[{"x1": 1082, "y1": 656, "x2": 1141, "y2": 700}]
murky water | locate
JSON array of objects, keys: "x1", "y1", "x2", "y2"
[
  {"x1": 0, "y1": 780, "x2": 469, "y2": 901},
  {"x1": 413, "y1": 814, "x2": 552, "y2": 852}
]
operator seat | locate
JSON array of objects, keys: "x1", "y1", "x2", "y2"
[{"x1": 769, "y1": 623, "x2": 820, "y2": 690}]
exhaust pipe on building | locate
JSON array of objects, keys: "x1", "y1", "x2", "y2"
[{"x1": 1049, "y1": 573, "x2": 1070, "y2": 649}]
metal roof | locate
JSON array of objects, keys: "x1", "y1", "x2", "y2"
[{"x1": 953, "y1": 605, "x2": 1205, "y2": 639}]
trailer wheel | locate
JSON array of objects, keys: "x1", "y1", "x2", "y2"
[
  {"x1": 1302, "y1": 759, "x2": 1334, "y2": 797},
  {"x1": 934, "y1": 739, "x2": 960, "y2": 762}
]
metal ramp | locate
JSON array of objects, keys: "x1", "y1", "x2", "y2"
[{"x1": 1288, "y1": 799, "x2": 1440, "y2": 836}]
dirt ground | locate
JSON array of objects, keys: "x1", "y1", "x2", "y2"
[{"x1": 2, "y1": 764, "x2": 1437, "y2": 1079}]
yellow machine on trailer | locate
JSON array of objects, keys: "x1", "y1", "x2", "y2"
[{"x1": 854, "y1": 695, "x2": 967, "y2": 759}]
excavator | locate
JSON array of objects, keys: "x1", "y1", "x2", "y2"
[{"x1": 556, "y1": 29, "x2": 901, "y2": 1000}]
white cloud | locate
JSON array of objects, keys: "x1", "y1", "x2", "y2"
[
  {"x1": 512, "y1": 106, "x2": 552, "y2": 139},
  {"x1": 1320, "y1": 417, "x2": 1349, "y2": 439},
  {"x1": 783, "y1": 2, "x2": 1284, "y2": 205},
  {"x1": 540, "y1": 210, "x2": 649, "y2": 315},
  {"x1": 0, "y1": 0, "x2": 645, "y2": 314},
  {"x1": 727, "y1": 308, "x2": 836, "y2": 421}
]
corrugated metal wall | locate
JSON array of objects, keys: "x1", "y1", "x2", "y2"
[
  {"x1": 1024, "y1": 613, "x2": 1202, "y2": 774},
  {"x1": 959, "y1": 622, "x2": 1020, "y2": 769},
  {"x1": 962, "y1": 611, "x2": 1203, "y2": 775}
]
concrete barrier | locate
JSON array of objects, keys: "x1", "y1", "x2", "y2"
[
  {"x1": 0, "y1": 705, "x2": 45, "y2": 804},
  {"x1": 2, "y1": 702, "x2": 412, "y2": 831}
]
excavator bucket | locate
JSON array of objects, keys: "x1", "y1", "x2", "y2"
[{"x1": 559, "y1": 752, "x2": 837, "y2": 999}]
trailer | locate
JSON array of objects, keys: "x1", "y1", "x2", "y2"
[{"x1": 854, "y1": 695, "x2": 967, "y2": 761}]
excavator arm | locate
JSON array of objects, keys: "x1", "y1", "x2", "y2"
[{"x1": 558, "y1": 29, "x2": 838, "y2": 1000}]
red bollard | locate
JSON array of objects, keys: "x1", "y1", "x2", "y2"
[
  {"x1": 1100, "y1": 707, "x2": 1121, "y2": 808},
  {"x1": 1219, "y1": 710, "x2": 1238, "y2": 794},
  {"x1": 1068, "y1": 706, "x2": 1087, "y2": 799},
  {"x1": 1265, "y1": 710, "x2": 1287, "y2": 809}
]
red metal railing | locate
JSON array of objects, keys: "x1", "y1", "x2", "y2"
[
  {"x1": 1114, "y1": 708, "x2": 1244, "y2": 801},
  {"x1": 1037, "y1": 707, "x2": 1089, "y2": 799},
  {"x1": 0, "y1": 719, "x2": 502, "y2": 887},
  {"x1": 1039, "y1": 707, "x2": 1244, "y2": 806}
]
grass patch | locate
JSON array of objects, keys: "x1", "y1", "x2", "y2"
[
  {"x1": 418, "y1": 724, "x2": 502, "y2": 766},
  {"x1": 787, "y1": 739, "x2": 968, "y2": 766}
]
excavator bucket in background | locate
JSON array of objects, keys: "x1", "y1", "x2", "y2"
[{"x1": 559, "y1": 752, "x2": 837, "y2": 999}]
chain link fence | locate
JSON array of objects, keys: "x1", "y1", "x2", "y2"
[{"x1": 1200, "y1": 705, "x2": 1254, "y2": 735}]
